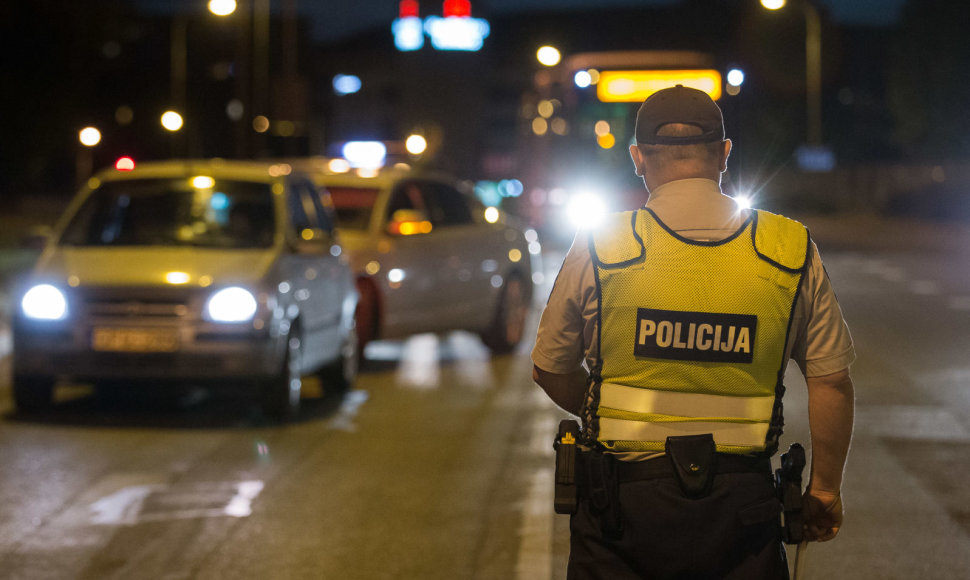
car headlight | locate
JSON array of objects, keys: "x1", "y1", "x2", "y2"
[
  {"x1": 205, "y1": 287, "x2": 258, "y2": 323},
  {"x1": 21, "y1": 284, "x2": 68, "y2": 321},
  {"x1": 566, "y1": 191, "x2": 607, "y2": 230}
]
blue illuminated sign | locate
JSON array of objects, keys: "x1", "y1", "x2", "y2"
[
  {"x1": 424, "y1": 16, "x2": 490, "y2": 51},
  {"x1": 392, "y1": 16, "x2": 424, "y2": 51},
  {"x1": 392, "y1": 1, "x2": 489, "y2": 53}
]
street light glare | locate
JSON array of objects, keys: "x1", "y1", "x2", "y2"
[
  {"x1": 405, "y1": 134, "x2": 428, "y2": 155},
  {"x1": 161, "y1": 111, "x2": 184, "y2": 132},
  {"x1": 79, "y1": 127, "x2": 101, "y2": 147},
  {"x1": 727, "y1": 69, "x2": 745, "y2": 87},
  {"x1": 536, "y1": 46, "x2": 561, "y2": 67},
  {"x1": 761, "y1": 0, "x2": 785, "y2": 9},
  {"x1": 208, "y1": 0, "x2": 237, "y2": 16}
]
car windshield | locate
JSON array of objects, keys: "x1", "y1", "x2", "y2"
[
  {"x1": 327, "y1": 186, "x2": 381, "y2": 230},
  {"x1": 59, "y1": 178, "x2": 276, "y2": 248}
]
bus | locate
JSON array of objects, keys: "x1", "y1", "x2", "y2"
[{"x1": 514, "y1": 50, "x2": 727, "y2": 246}]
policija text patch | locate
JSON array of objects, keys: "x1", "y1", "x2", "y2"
[{"x1": 633, "y1": 308, "x2": 757, "y2": 363}]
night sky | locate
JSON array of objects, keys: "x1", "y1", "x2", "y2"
[{"x1": 142, "y1": 0, "x2": 907, "y2": 43}]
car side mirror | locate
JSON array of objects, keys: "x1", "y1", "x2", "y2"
[
  {"x1": 19, "y1": 225, "x2": 53, "y2": 250},
  {"x1": 387, "y1": 209, "x2": 433, "y2": 236}
]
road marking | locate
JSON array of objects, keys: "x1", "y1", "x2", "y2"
[
  {"x1": 947, "y1": 296, "x2": 970, "y2": 311},
  {"x1": 327, "y1": 389, "x2": 370, "y2": 432},
  {"x1": 863, "y1": 259, "x2": 906, "y2": 282},
  {"x1": 857, "y1": 405, "x2": 970, "y2": 442},
  {"x1": 0, "y1": 322, "x2": 10, "y2": 358},
  {"x1": 396, "y1": 334, "x2": 441, "y2": 391},
  {"x1": 89, "y1": 480, "x2": 265, "y2": 525},
  {"x1": 516, "y1": 466, "x2": 554, "y2": 580},
  {"x1": 515, "y1": 412, "x2": 558, "y2": 579},
  {"x1": 909, "y1": 280, "x2": 940, "y2": 295},
  {"x1": 89, "y1": 484, "x2": 162, "y2": 525}
]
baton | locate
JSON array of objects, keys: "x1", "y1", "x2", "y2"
[{"x1": 793, "y1": 541, "x2": 809, "y2": 580}]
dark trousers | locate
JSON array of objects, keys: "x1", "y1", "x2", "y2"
[{"x1": 567, "y1": 469, "x2": 789, "y2": 580}]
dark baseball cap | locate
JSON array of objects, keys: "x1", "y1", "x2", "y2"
[{"x1": 635, "y1": 85, "x2": 725, "y2": 145}]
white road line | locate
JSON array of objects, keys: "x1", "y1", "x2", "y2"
[
  {"x1": 516, "y1": 466, "x2": 554, "y2": 580},
  {"x1": 947, "y1": 295, "x2": 970, "y2": 311},
  {"x1": 856, "y1": 405, "x2": 970, "y2": 442},
  {"x1": 516, "y1": 412, "x2": 558, "y2": 579},
  {"x1": 327, "y1": 389, "x2": 370, "y2": 432},
  {"x1": 909, "y1": 280, "x2": 940, "y2": 295}
]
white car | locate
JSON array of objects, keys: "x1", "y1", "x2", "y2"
[
  {"x1": 12, "y1": 159, "x2": 358, "y2": 420},
  {"x1": 306, "y1": 164, "x2": 534, "y2": 354}
]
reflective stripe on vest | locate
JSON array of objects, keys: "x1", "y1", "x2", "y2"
[{"x1": 590, "y1": 208, "x2": 808, "y2": 454}]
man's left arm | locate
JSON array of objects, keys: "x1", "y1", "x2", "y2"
[{"x1": 803, "y1": 367, "x2": 854, "y2": 541}]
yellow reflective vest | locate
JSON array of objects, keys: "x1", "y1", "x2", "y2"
[{"x1": 589, "y1": 208, "x2": 809, "y2": 454}]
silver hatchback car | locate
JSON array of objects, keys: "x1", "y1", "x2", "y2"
[
  {"x1": 304, "y1": 164, "x2": 535, "y2": 355},
  {"x1": 12, "y1": 160, "x2": 358, "y2": 419}
]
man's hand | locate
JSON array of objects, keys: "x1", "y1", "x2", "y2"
[
  {"x1": 804, "y1": 367, "x2": 853, "y2": 543},
  {"x1": 802, "y1": 488, "x2": 842, "y2": 542}
]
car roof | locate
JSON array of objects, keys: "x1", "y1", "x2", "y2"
[
  {"x1": 280, "y1": 157, "x2": 463, "y2": 191},
  {"x1": 93, "y1": 159, "x2": 298, "y2": 184}
]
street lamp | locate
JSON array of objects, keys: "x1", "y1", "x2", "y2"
[
  {"x1": 161, "y1": 111, "x2": 184, "y2": 132},
  {"x1": 405, "y1": 134, "x2": 428, "y2": 156},
  {"x1": 208, "y1": 0, "x2": 237, "y2": 16},
  {"x1": 536, "y1": 46, "x2": 561, "y2": 67},
  {"x1": 761, "y1": 0, "x2": 823, "y2": 146}
]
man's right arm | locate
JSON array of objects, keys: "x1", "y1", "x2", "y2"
[
  {"x1": 803, "y1": 367, "x2": 855, "y2": 541},
  {"x1": 531, "y1": 234, "x2": 595, "y2": 416},
  {"x1": 533, "y1": 365, "x2": 588, "y2": 416}
]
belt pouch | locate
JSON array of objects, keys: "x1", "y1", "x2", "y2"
[
  {"x1": 585, "y1": 450, "x2": 622, "y2": 538},
  {"x1": 665, "y1": 434, "x2": 717, "y2": 499}
]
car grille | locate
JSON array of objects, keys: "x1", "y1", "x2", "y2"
[{"x1": 77, "y1": 287, "x2": 196, "y2": 320}]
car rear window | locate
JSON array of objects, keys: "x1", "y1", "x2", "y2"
[
  {"x1": 327, "y1": 186, "x2": 381, "y2": 230},
  {"x1": 59, "y1": 178, "x2": 276, "y2": 248}
]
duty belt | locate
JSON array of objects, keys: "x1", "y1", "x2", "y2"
[{"x1": 611, "y1": 452, "x2": 772, "y2": 484}]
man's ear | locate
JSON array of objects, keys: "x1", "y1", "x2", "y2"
[
  {"x1": 629, "y1": 144, "x2": 645, "y2": 176},
  {"x1": 719, "y1": 139, "x2": 733, "y2": 173}
]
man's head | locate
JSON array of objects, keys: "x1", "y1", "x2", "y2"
[{"x1": 629, "y1": 85, "x2": 732, "y2": 191}]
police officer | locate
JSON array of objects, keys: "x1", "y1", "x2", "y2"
[{"x1": 532, "y1": 85, "x2": 855, "y2": 579}]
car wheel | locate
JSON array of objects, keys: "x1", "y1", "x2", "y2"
[
  {"x1": 481, "y1": 274, "x2": 529, "y2": 354},
  {"x1": 318, "y1": 325, "x2": 358, "y2": 395},
  {"x1": 12, "y1": 374, "x2": 55, "y2": 413},
  {"x1": 261, "y1": 333, "x2": 301, "y2": 421}
]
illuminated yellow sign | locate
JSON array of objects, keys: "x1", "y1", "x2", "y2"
[{"x1": 597, "y1": 70, "x2": 723, "y2": 102}]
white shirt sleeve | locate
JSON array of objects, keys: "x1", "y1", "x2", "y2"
[
  {"x1": 787, "y1": 242, "x2": 856, "y2": 377},
  {"x1": 531, "y1": 232, "x2": 600, "y2": 374}
]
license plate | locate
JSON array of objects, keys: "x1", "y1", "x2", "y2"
[{"x1": 92, "y1": 327, "x2": 180, "y2": 353}]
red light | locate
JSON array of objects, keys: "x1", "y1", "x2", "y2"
[
  {"x1": 443, "y1": 0, "x2": 471, "y2": 17},
  {"x1": 399, "y1": 0, "x2": 419, "y2": 18},
  {"x1": 115, "y1": 156, "x2": 136, "y2": 171}
]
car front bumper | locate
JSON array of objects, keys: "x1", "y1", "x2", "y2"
[{"x1": 13, "y1": 317, "x2": 285, "y2": 384}]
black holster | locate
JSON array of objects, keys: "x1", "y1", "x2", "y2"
[
  {"x1": 553, "y1": 420, "x2": 581, "y2": 515},
  {"x1": 775, "y1": 443, "x2": 806, "y2": 544},
  {"x1": 665, "y1": 434, "x2": 718, "y2": 499},
  {"x1": 583, "y1": 448, "x2": 623, "y2": 539}
]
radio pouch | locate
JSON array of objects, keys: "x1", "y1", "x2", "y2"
[{"x1": 666, "y1": 434, "x2": 717, "y2": 499}]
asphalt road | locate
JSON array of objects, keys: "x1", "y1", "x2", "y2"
[{"x1": 2, "y1": 214, "x2": 970, "y2": 579}]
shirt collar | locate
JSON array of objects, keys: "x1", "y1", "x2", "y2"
[
  {"x1": 645, "y1": 178, "x2": 723, "y2": 209},
  {"x1": 642, "y1": 178, "x2": 749, "y2": 237}
]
